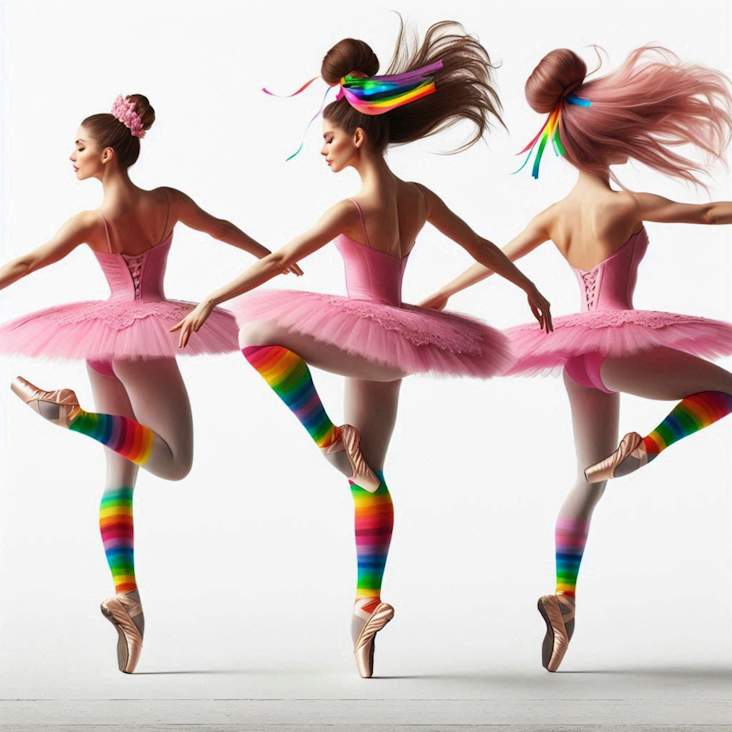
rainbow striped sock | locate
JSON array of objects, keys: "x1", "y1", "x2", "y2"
[
  {"x1": 243, "y1": 345, "x2": 340, "y2": 448},
  {"x1": 643, "y1": 391, "x2": 732, "y2": 459},
  {"x1": 555, "y1": 517, "x2": 589, "y2": 598},
  {"x1": 69, "y1": 410, "x2": 155, "y2": 466},
  {"x1": 352, "y1": 472, "x2": 393, "y2": 610},
  {"x1": 100, "y1": 486, "x2": 137, "y2": 594}
]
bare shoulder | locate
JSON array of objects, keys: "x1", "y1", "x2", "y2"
[{"x1": 72, "y1": 210, "x2": 103, "y2": 238}]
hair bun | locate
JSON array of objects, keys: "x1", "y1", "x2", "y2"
[
  {"x1": 525, "y1": 49, "x2": 587, "y2": 113},
  {"x1": 126, "y1": 94, "x2": 156, "y2": 131},
  {"x1": 321, "y1": 39, "x2": 379, "y2": 85}
]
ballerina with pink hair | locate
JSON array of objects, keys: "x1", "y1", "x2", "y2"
[
  {"x1": 1, "y1": 94, "x2": 300, "y2": 673},
  {"x1": 172, "y1": 21, "x2": 552, "y2": 678},
  {"x1": 419, "y1": 46, "x2": 732, "y2": 672}
]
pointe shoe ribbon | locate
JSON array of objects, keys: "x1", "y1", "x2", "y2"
[
  {"x1": 585, "y1": 432, "x2": 647, "y2": 483},
  {"x1": 336, "y1": 424, "x2": 381, "y2": 493},
  {"x1": 354, "y1": 602, "x2": 394, "y2": 679},
  {"x1": 538, "y1": 594, "x2": 575, "y2": 672},
  {"x1": 11, "y1": 376, "x2": 81, "y2": 428},
  {"x1": 100, "y1": 593, "x2": 144, "y2": 674}
]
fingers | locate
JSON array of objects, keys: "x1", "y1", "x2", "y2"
[{"x1": 169, "y1": 321, "x2": 182, "y2": 333}]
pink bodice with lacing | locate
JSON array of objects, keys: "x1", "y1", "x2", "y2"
[
  {"x1": 504, "y1": 225, "x2": 732, "y2": 375},
  {"x1": 0, "y1": 203, "x2": 240, "y2": 361}
]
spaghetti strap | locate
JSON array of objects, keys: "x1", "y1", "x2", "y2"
[
  {"x1": 348, "y1": 198, "x2": 371, "y2": 248},
  {"x1": 159, "y1": 190, "x2": 171, "y2": 244},
  {"x1": 98, "y1": 213, "x2": 114, "y2": 253}
]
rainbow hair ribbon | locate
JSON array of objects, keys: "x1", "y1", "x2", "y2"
[
  {"x1": 337, "y1": 60, "x2": 444, "y2": 115},
  {"x1": 513, "y1": 93, "x2": 591, "y2": 179},
  {"x1": 263, "y1": 60, "x2": 444, "y2": 160}
]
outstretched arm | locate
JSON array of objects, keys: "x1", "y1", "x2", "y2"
[
  {"x1": 166, "y1": 187, "x2": 302, "y2": 275},
  {"x1": 417, "y1": 187, "x2": 552, "y2": 332},
  {"x1": 0, "y1": 212, "x2": 97, "y2": 291},
  {"x1": 635, "y1": 192, "x2": 732, "y2": 224},
  {"x1": 171, "y1": 201, "x2": 357, "y2": 347}
]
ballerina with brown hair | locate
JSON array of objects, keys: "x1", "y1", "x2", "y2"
[
  {"x1": 420, "y1": 45, "x2": 732, "y2": 672},
  {"x1": 1, "y1": 94, "x2": 300, "y2": 673},
  {"x1": 173, "y1": 20, "x2": 552, "y2": 678}
]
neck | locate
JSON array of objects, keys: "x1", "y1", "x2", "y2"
[
  {"x1": 99, "y1": 167, "x2": 138, "y2": 204},
  {"x1": 572, "y1": 167, "x2": 612, "y2": 195},
  {"x1": 353, "y1": 151, "x2": 394, "y2": 193}
]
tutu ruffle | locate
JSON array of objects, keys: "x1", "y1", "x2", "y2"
[
  {"x1": 506, "y1": 309, "x2": 732, "y2": 376},
  {"x1": 232, "y1": 289, "x2": 513, "y2": 378},
  {"x1": 0, "y1": 299, "x2": 239, "y2": 361}
]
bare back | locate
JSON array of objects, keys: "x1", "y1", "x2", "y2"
[
  {"x1": 344, "y1": 181, "x2": 428, "y2": 260},
  {"x1": 543, "y1": 189, "x2": 644, "y2": 271},
  {"x1": 87, "y1": 188, "x2": 173, "y2": 256}
]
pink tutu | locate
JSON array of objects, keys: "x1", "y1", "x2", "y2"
[
  {"x1": 0, "y1": 233, "x2": 239, "y2": 361},
  {"x1": 506, "y1": 309, "x2": 732, "y2": 376},
  {"x1": 0, "y1": 298, "x2": 238, "y2": 361},
  {"x1": 233, "y1": 288, "x2": 512, "y2": 378},
  {"x1": 506, "y1": 227, "x2": 732, "y2": 376}
]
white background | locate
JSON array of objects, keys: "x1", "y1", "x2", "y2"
[{"x1": 1, "y1": 0, "x2": 731, "y2": 697}]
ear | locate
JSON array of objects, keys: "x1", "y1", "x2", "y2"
[
  {"x1": 353, "y1": 128, "x2": 365, "y2": 148},
  {"x1": 101, "y1": 147, "x2": 115, "y2": 164}
]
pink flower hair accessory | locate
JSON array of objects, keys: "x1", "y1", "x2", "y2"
[{"x1": 111, "y1": 95, "x2": 146, "y2": 139}]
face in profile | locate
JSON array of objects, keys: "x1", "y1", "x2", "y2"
[
  {"x1": 69, "y1": 126, "x2": 106, "y2": 180},
  {"x1": 321, "y1": 120, "x2": 361, "y2": 173}
]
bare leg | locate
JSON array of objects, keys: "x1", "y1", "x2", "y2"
[
  {"x1": 14, "y1": 358, "x2": 193, "y2": 481},
  {"x1": 539, "y1": 371, "x2": 620, "y2": 672},
  {"x1": 343, "y1": 378, "x2": 401, "y2": 656},
  {"x1": 87, "y1": 364, "x2": 145, "y2": 673},
  {"x1": 240, "y1": 323, "x2": 403, "y2": 489},
  {"x1": 239, "y1": 321, "x2": 407, "y2": 382},
  {"x1": 594, "y1": 348, "x2": 732, "y2": 477},
  {"x1": 602, "y1": 347, "x2": 732, "y2": 399},
  {"x1": 109, "y1": 359, "x2": 194, "y2": 481}
]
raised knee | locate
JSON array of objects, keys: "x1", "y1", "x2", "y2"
[
  {"x1": 165, "y1": 456, "x2": 193, "y2": 482},
  {"x1": 238, "y1": 321, "x2": 278, "y2": 350}
]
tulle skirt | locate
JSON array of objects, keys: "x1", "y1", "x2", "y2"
[
  {"x1": 0, "y1": 298, "x2": 239, "y2": 360},
  {"x1": 232, "y1": 289, "x2": 513, "y2": 378},
  {"x1": 505, "y1": 308, "x2": 732, "y2": 376}
]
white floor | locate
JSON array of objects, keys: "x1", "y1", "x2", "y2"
[{"x1": 1, "y1": 595, "x2": 730, "y2": 731}]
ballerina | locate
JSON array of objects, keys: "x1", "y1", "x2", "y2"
[
  {"x1": 2, "y1": 93, "x2": 300, "y2": 672},
  {"x1": 172, "y1": 21, "x2": 551, "y2": 678},
  {"x1": 419, "y1": 46, "x2": 732, "y2": 672}
]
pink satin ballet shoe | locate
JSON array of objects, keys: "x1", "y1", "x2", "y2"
[
  {"x1": 100, "y1": 591, "x2": 144, "y2": 674},
  {"x1": 354, "y1": 602, "x2": 395, "y2": 678},
  {"x1": 584, "y1": 432, "x2": 648, "y2": 483},
  {"x1": 322, "y1": 424, "x2": 380, "y2": 492},
  {"x1": 10, "y1": 376, "x2": 81, "y2": 428},
  {"x1": 537, "y1": 594, "x2": 575, "y2": 672}
]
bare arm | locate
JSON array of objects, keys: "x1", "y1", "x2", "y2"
[
  {"x1": 420, "y1": 215, "x2": 551, "y2": 310},
  {"x1": 418, "y1": 188, "x2": 552, "y2": 331},
  {"x1": 635, "y1": 192, "x2": 732, "y2": 225},
  {"x1": 171, "y1": 201, "x2": 357, "y2": 346},
  {"x1": 167, "y1": 187, "x2": 300, "y2": 274},
  {"x1": 0, "y1": 212, "x2": 96, "y2": 291}
]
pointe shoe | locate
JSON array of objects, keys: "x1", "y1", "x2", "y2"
[
  {"x1": 585, "y1": 432, "x2": 648, "y2": 483},
  {"x1": 323, "y1": 424, "x2": 380, "y2": 493},
  {"x1": 537, "y1": 594, "x2": 575, "y2": 672},
  {"x1": 11, "y1": 376, "x2": 81, "y2": 428},
  {"x1": 100, "y1": 592, "x2": 144, "y2": 674},
  {"x1": 354, "y1": 602, "x2": 395, "y2": 678}
]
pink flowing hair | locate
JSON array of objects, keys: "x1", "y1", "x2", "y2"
[{"x1": 526, "y1": 46, "x2": 732, "y2": 186}]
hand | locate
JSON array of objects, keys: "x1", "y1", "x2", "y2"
[
  {"x1": 282, "y1": 262, "x2": 304, "y2": 276},
  {"x1": 417, "y1": 291, "x2": 450, "y2": 311},
  {"x1": 526, "y1": 285, "x2": 553, "y2": 334},
  {"x1": 170, "y1": 300, "x2": 216, "y2": 348}
]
